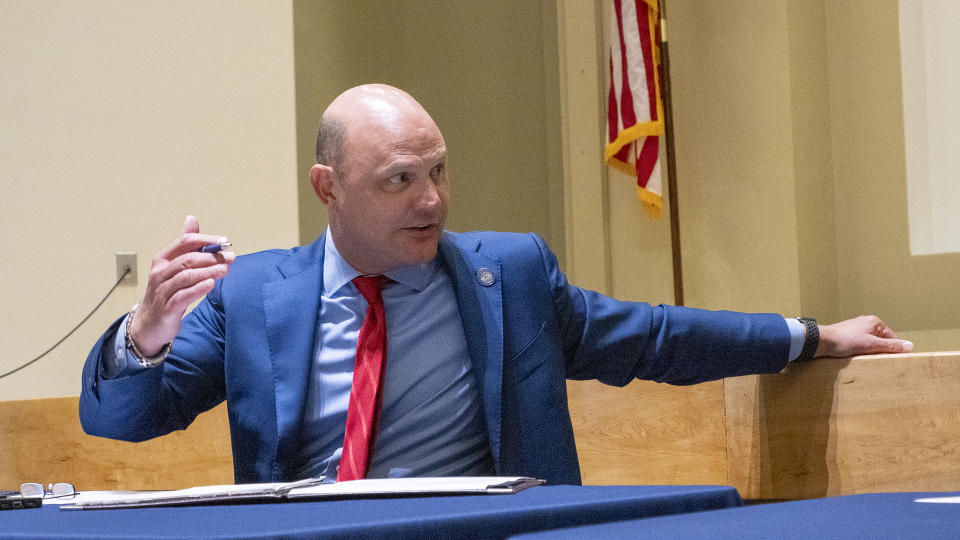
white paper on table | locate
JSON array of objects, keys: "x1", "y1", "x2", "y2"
[
  {"x1": 915, "y1": 496, "x2": 960, "y2": 504},
  {"x1": 288, "y1": 476, "x2": 541, "y2": 498},
  {"x1": 59, "y1": 476, "x2": 543, "y2": 510},
  {"x1": 58, "y1": 477, "x2": 327, "y2": 509}
]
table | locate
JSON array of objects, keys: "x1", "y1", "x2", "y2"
[
  {"x1": 516, "y1": 491, "x2": 960, "y2": 539},
  {"x1": 0, "y1": 484, "x2": 741, "y2": 539}
]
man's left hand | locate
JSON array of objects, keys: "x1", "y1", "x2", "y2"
[{"x1": 816, "y1": 315, "x2": 914, "y2": 358}]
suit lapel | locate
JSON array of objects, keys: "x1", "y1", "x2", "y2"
[
  {"x1": 262, "y1": 234, "x2": 325, "y2": 480},
  {"x1": 438, "y1": 232, "x2": 505, "y2": 466}
]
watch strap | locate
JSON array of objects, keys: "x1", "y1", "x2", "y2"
[{"x1": 796, "y1": 317, "x2": 819, "y2": 362}]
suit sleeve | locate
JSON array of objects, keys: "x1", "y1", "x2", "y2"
[
  {"x1": 530, "y1": 234, "x2": 791, "y2": 386},
  {"x1": 79, "y1": 282, "x2": 228, "y2": 442}
]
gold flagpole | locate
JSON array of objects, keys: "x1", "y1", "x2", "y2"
[{"x1": 659, "y1": 0, "x2": 684, "y2": 306}]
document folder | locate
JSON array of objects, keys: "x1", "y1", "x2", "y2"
[{"x1": 59, "y1": 477, "x2": 544, "y2": 510}]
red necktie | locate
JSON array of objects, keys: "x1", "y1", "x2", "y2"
[{"x1": 338, "y1": 275, "x2": 389, "y2": 481}]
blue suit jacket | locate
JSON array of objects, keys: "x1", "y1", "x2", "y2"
[{"x1": 80, "y1": 231, "x2": 790, "y2": 485}]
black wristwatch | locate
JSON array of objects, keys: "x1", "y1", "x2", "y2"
[{"x1": 796, "y1": 317, "x2": 819, "y2": 362}]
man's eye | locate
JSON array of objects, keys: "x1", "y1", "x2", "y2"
[
  {"x1": 388, "y1": 173, "x2": 410, "y2": 184},
  {"x1": 431, "y1": 164, "x2": 446, "y2": 178}
]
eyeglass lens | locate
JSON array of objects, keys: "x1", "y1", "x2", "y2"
[
  {"x1": 19, "y1": 483, "x2": 43, "y2": 498},
  {"x1": 50, "y1": 483, "x2": 75, "y2": 498}
]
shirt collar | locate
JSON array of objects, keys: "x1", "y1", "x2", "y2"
[{"x1": 322, "y1": 228, "x2": 438, "y2": 295}]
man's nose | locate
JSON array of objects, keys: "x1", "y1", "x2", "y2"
[{"x1": 416, "y1": 177, "x2": 442, "y2": 209}]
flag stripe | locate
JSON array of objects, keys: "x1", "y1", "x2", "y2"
[
  {"x1": 636, "y1": 136, "x2": 659, "y2": 190},
  {"x1": 608, "y1": 55, "x2": 620, "y2": 143},
  {"x1": 636, "y1": 3, "x2": 658, "y2": 123},
  {"x1": 614, "y1": 0, "x2": 637, "y2": 129}
]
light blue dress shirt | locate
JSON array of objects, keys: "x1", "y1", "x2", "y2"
[
  {"x1": 784, "y1": 317, "x2": 805, "y2": 360},
  {"x1": 292, "y1": 231, "x2": 494, "y2": 479}
]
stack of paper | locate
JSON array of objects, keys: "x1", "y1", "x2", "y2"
[{"x1": 56, "y1": 477, "x2": 544, "y2": 510}]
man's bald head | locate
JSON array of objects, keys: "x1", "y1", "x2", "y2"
[{"x1": 314, "y1": 84, "x2": 437, "y2": 176}]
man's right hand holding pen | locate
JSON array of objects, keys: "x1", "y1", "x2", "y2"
[{"x1": 127, "y1": 215, "x2": 235, "y2": 357}]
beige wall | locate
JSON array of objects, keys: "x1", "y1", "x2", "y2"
[
  {"x1": 788, "y1": 0, "x2": 842, "y2": 324},
  {"x1": 668, "y1": 1, "x2": 802, "y2": 316},
  {"x1": 0, "y1": 1, "x2": 299, "y2": 399},
  {"x1": 825, "y1": 1, "x2": 960, "y2": 346}
]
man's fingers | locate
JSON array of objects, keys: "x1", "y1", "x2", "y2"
[
  {"x1": 866, "y1": 334, "x2": 914, "y2": 355},
  {"x1": 165, "y1": 278, "x2": 218, "y2": 315},
  {"x1": 157, "y1": 232, "x2": 229, "y2": 261},
  {"x1": 149, "y1": 251, "x2": 236, "y2": 285},
  {"x1": 154, "y1": 215, "x2": 228, "y2": 261},
  {"x1": 884, "y1": 338, "x2": 914, "y2": 353},
  {"x1": 153, "y1": 262, "x2": 232, "y2": 306},
  {"x1": 182, "y1": 214, "x2": 199, "y2": 235}
]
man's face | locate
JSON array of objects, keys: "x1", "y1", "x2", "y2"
[{"x1": 327, "y1": 105, "x2": 450, "y2": 275}]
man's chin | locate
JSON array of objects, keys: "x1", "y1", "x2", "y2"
[
  {"x1": 400, "y1": 239, "x2": 439, "y2": 265},
  {"x1": 408, "y1": 244, "x2": 439, "y2": 264}
]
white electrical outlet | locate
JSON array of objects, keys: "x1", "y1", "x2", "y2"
[{"x1": 116, "y1": 252, "x2": 137, "y2": 285}]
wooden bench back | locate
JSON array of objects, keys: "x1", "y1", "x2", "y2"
[
  {"x1": 0, "y1": 397, "x2": 232, "y2": 491},
  {"x1": 6, "y1": 352, "x2": 960, "y2": 498}
]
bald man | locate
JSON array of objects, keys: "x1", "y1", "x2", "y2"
[{"x1": 80, "y1": 84, "x2": 912, "y2": 485}]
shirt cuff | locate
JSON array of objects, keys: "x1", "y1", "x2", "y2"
[
  {"x1": 105, "y1": 313, "x2": 151, "y2": 379},
  {"x1": 784, "y1": 317, "x2": 805, "y2": 362}
]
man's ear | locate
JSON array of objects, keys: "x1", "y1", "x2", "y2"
[{"x1": 310, "y1": 164, "x2": 336, "y2": 205}]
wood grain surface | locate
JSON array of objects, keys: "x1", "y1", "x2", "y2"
[
  {"x1": 567, "y1": 378, "x2": 728, "y2": 485},
  {"x1": 725, "y1": 352, "x2": 960, "y2": 499},
  {"x1": 0, "y1": 397, "x2": 232, "y2": 491}
]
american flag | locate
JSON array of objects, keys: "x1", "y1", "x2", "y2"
[{"x1": 606, "y1": 0, "x2": 664, "y2": 217}]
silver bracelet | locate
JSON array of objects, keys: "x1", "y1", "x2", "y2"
[{"x1": 124, "y1": 304, "x2": 171, "y2": 368}]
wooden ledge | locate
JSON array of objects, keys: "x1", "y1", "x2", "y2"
[{"x1": 725, "y1": 351, "x2": 960, "y2": 499}]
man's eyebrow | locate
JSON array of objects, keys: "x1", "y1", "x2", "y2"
[
  {"x1": 424, "y1": 146, "x2": 447, "y2": 161},
  {"x1": 376, "y1": 150, "x2": 447, "y2": 176},
  {"x1": 430, "y1": 151, "x2": 448, "y2": 167}
]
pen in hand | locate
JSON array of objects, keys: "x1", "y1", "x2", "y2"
[{"x1": 198, "y1": 241, "x2": 232, "y2": 253}]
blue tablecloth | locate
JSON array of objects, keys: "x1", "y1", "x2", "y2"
[
  {"x1": 0, "y1": 484, "x2": 741, "y2": 539},
  {"x1": 516, "y1": 491, "x2": 960, "y2": 539}
]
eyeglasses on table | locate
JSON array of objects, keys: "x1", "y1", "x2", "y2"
[{"x1": 18, "y1": 482, "x2": 76, "y2": 499}]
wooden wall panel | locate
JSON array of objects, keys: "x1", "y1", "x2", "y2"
[
  {"x1": 7, "y1": 351, "x2": 958, "y2": 497},
  {"x1": 725, "y1": 352, "x2": 960, "y2": 499},
  {"x1": 568, "y1": 379, "x2": 728, "y2": 485},
  {"x1": 0, "y1": 397, "x2": 232, "y2": 491}
]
